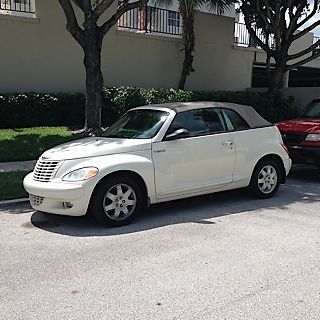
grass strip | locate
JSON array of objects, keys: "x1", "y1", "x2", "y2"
[
  {"x1": 0, "y1": 127, "x2": 86, "y2": 162},
  {"x1": 0, "y1": 171, "x2": 30, "y2": 201}
]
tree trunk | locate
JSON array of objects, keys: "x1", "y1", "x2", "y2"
[
  {"x1": 268, "y1": 64, "x2": 286, "y2": 94},
  {"x1": 178, "y1": 13, "x2": 195, "y2": 90},
  {"x1": 83, "y1": 37, "x2": 103, "y2": 133}
]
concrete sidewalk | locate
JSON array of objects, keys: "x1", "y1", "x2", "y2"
[{"x1": 0, "y1": 160, "x2": 36, "y2": 173}]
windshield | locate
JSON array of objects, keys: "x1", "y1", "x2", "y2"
[
  {"x1": 103, "y1": 109, "x2": 169, "y2": 139},
  {"x1": 302, "y1": 100, "x2": 320, "y2": 118}
]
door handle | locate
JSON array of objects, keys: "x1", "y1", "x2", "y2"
[{"x1": 221, "y1": 140, "x2": 233, "y2": 146}]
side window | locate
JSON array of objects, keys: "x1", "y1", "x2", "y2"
[
  {"x1": 167, "y1": 108, "x2": 227, "y2": 137},
  {"x1": 222, "y1": 109, "x2": 250, "y2": 131}
]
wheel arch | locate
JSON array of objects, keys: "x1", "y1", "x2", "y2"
[
  {"x1": 90, "y1": 170, "x2": 150, "y2": 207},
  {"x1": 252, "y1": 154, "x2": 286, "y2": 184}
]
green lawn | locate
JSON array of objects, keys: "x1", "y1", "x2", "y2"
[
  {"x1": 0, "y1": 127, "x2": 86, "y2": 162},
  {"x1": 0, "y1": 171, "x2": 29, "y2": 200}
]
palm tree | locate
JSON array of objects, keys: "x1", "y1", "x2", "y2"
[{"x1": 156, "y1": 0, "x2": 236, "y2": 89}]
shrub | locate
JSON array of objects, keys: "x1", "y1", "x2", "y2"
[
  {"x1": 0, "y1": 93, "x2": 85, "y2": 129},
  {"x1": 0, "y1": 88, "x2": 298, "y2": 129}
]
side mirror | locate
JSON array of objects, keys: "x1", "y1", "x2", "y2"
[{"x1": 165, "y1": 128, "x2": 190, "y2": 141}]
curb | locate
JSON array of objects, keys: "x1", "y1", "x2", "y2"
[
  {"x1": 0, "y1": 198, "x2": 29, "y2": 207},
  {"x1": 0, "y1": 160, "x2": 36, "y2": 173}
]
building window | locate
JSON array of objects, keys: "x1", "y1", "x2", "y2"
[
  {"x1": 168, "y1": 11, "x2": 180, "y2": 27},
  {"x1": 289, "y1": 66, "x2": 320, "y2": 87}
]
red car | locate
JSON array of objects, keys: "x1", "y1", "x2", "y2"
[{"x1": 277, "y1": 99, "x2": 320, "y2": 167}]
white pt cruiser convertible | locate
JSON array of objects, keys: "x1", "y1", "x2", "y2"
[{"x1": 24, "y1": 102, "x2": 292, "y2": 227}]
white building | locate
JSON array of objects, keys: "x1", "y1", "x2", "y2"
[{"x1": 0, "y1": 1, "x2": 320, "y2": 108}]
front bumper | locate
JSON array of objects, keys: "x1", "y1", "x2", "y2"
[
  {"x1": 23, "y1": 173, "x2": 92, "y2": 216},
  {"x1": 288, "y1": 145, "x2": 320, "y2": 166}
]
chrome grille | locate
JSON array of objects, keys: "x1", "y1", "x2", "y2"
[
  {"x1": 30, "y1": 195, "x2": 44, "y2": 206},
  {"x1": 33, "y1": 158, "x2": 61, "y2": 182}
]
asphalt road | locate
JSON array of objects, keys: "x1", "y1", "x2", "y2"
[{"x1": 1, "y1": 166, "x2": 320, "y2": 320}]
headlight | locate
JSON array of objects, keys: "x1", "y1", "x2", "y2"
[
  {"x1": 62, "y1": 167, "x2": 98, "y2": 182},
  {"x1": 305, "y1": 134, "x2": 320, "y2": 142}
]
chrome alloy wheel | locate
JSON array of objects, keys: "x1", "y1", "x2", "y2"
[
  {"x1": 103, "y1": 183, "x2": 137, "y2": 221},
  {"x1": 257, "y1": 165, "x2": 278, "y2": 194}
]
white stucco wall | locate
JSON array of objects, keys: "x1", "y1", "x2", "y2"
[{"x1": 0, "y1": 2, "x2": 252, "y2": 93}]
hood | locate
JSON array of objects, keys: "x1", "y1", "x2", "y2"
[
  {"x1": 41, "y1": 137, "x2": 152, "y2": 161},
  {"x1": 277, "y1": 118, "x2": 320, "y2": 134}
]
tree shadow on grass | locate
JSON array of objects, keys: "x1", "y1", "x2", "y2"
[
  {"x1": 29, "y1": 166, "x2": 320, "y2": 237},
  {"x1": 0, "y1": 131, "x2": 132, "y2": 162},
  {"x1": 0, "y1": 132, "x2": 86, "y2": 162}
]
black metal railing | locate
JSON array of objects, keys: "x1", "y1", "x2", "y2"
[
  {"x1": 235, "y1": 22, "x2": 320, "y2": 52},
  {"x1": 0, "y1": 0, "x2": 34, "y2": 13},
  {"x1": 313, "y1": 36, "x2": 320, "y2": 46},
  {"x1": 118, "y1": 5, "x2": 181, "y2": 36},
  {"x1": 234, "y1": 22, "x2": 250, "y2": 46},
  {"x1": 234, "y1": 22, "x2": 275, "y2": 48},
  {"x1": 312, "y1": 36, "x2": 320, "y2": 54}
]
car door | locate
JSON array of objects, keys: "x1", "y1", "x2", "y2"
[
  {"x1": 152, "y1": 107, "x2": 236, "y2": 199},
  {"x1": 220, "y1": 108, "x2": 254, "y2": 182}
]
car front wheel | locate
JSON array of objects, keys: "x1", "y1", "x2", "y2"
[
  {"x1": 89, "y1": 174, "x2": 145, "y2": 227},
  {"x1": 250, "y1": 160, "x2": 281, "y2": 199}
]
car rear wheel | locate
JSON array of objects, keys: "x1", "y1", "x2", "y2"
[
  {"x1": 89, "y1": 174, "x2": 145, "y2": 227},
  {"x1": 250, "y1": 160, "x2": 281, "y2": 198}
]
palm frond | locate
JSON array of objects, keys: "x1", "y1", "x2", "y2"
[
  {"x1": 206, "y1": 0, "x2": 237, "y2": 15},
  {"x1": 152, "y1": 0, "x2": 173, "y2": 8}
]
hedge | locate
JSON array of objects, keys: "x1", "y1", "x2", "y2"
[{"x1": 0, "y1": 87, "x2": 298, "y2": 129}]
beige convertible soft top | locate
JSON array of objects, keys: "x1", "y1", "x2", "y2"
[{"x1": 146, "y1": 101, "x2": 272, "y2": 128}]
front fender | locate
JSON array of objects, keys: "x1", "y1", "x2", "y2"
[{"x1": 58, "y1": 151, "x2": 156, "y2": 204}]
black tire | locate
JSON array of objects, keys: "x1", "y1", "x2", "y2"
[
  {"x1": 89, "y1": 174, "x2": 145, "y2": 227},
  {"x1": 249, "y1": 159, "x2": 281, "y2": 199}
]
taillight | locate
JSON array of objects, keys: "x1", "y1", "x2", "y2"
[{"x1": 281, "y1": 143, "x2": 289, "y2": 155}]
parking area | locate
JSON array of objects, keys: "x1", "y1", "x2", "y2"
[{"x1": 0, "y1": 166, "x2": 319, "y2": 320}]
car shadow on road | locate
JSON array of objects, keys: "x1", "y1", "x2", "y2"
[
  {"x1": 29, "y1": 166, "x2": 320, "y2": 237},
  {"x1": 288, "y1": 164, "x2": 320, "y2": 183}
]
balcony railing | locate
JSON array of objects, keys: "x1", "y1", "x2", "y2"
[
  {"x1": 235, "y1": 22, "x2": 319, "y2": 51},
  {"x1": 313, "y1": 36, "x2": 320, "y2": 47},
  {"x1": 0, "y1": 0, "x2": 34, "y2": 14},
  {"x1": 312, "y1": 36, "x2": 320, "y2": 54},
  {"x1": 118, "y1": 5, "x2": 182, "y2": 36},
  {"x1": 234, "y1": 22, "x2": 275, "y2": 48}
]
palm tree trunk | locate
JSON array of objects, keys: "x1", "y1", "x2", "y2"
[{"x1": 178, "y1": 12, "x2": 195, "y2": 90}]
